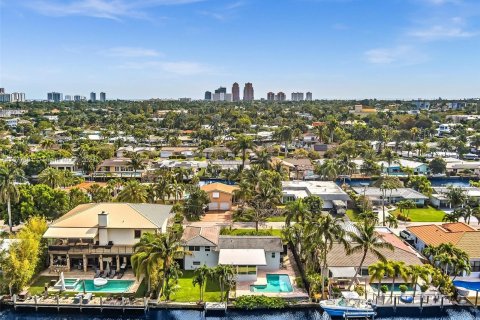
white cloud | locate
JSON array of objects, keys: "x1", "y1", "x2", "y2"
[
  {"x1": 101, "y1": 47, "x2": 162, "y2": 57},
  {"x1": 409, "y1": 17, "x2": 477, "y2": 40},
  {"x1": 364, "y1": 46, "x2": 427, "y2": 65},
  {"x1": 27, "y1": 0, "x2": 204, "y2": 20}
]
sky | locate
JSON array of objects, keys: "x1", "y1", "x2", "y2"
[{"x1": 1, "y1": 0, "x2": 480, "y2": 100}]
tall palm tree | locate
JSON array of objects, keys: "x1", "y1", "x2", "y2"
[
  {"x1": 368, "y1": 261, "x2": 390, "y2": 296},
  {"x1": 315, "y1": 159, "x2": 338, "y2": 181},
  {"x1": 38, "y1": 167, "x2": 64, "y2": 189},
  {"x1": 128, "y1": 152, "x2": 146, "y2": 173},
  {"x1": 275, "y1": 126, "x2": 293, "y2": 158},
  {"x1": 381, "y1": 148, "x2": 398, "y2": 175},
  {"x1": 387, "y1": 261, "x2": 409, "y2": 300},
  {"x1": 230, "y1": 134, "x2": 254, "y2": 170},
  {"x1": 213, "y1": 265, "x2": 236, "y2": 302},
  {"x1": 284, "y1": 199, "x2": 311, "y2": 227},
  {"x1": 347, "y1": 221, "x2": 394, "y2": 287},
  {"x1": 131, "y1": 233, "x2": 164, "y2": 294},
  {"x1": 250, "y1": 149, "x2": 272, "y2": 170},
  {"x1": 117, "y1": 180, "x2": 147, "y2": 203},
  {"x1": 407, "y1": 265, "x2": 432, "y2": 298},
  {"x1": 192, "y1": 265, "x2": 212, "y2": 302},
  {"x1": 0, "y1": 163, "x2": 24, "y2": 233}
]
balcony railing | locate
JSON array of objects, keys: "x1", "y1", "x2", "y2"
[{"x1": 48, "y1": 244, "x2": 134, "y2": 255}]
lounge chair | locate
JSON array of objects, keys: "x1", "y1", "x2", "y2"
[
  {"x1": 94, "y1": 269, "x2": 101, "y2": 278},
  {"x1": 109, "y1": 270, "x2": 116, "y2": 279},
  {"x1": 116, "y1": 272, "x2": 124, "y2": 279},
  {"x1": 82, "y1": 293, "x2": 92, "y2": 304},
  {"x1": 73, "y1": 294, "x2": 83, "y2": 304},
  {"x1": 101, "y1": 270, "x2": 109, "y2": 278}
]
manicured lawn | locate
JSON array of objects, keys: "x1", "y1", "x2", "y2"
[
  {"x1": 346, "y1": 209, "x2": 360, "y2": 222},
  {"x1": 170, "y1": 270, "x2": 221, "y2": 302},
  {"x1": 392, "y1": 206, "x2": 445, "y2": 222},
  {"x1": 224, "y1": 228, "x2": 283, "y2": 238},
  {"x1": 29, "y1": 276, "x2": 58, "y2": 295},
  {"x1": 266, "y1": 216, "x2": 286, "y2": 222}
]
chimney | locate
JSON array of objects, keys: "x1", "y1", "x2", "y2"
[{"x1": 98, "y1": 211, "x2": 109, "y2": 228}]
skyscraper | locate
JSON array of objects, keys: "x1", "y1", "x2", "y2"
[
  {"x1": 100, "y1": 92, "x2": 106, "y2": 102},
  {"x1": 215, "y1": 87, "x2": 227, "y2": 94},
  {"x1": 243, "y1": 83, "x2": 254, "y2": 101},
  {"x1": 232, "y1": 83, "x2": 240, "y2": 102},
  {"x1": 90, "y1": 92, "x2": 96, "y2": 102},
  {"x1": 10, "y1": 92, "x2": 25, "y2": 102},
  {"x1": 267, "y1": 92, "x2": 275, "y2": 101},
  {"x1": 276, "y1": 92, "x2": 286, "y2": 101},
  {"x1": 291, "y1": 92, "x2": 304, "y2": 101},
  {"x1": 306, "y1": 92, "x2": 313, "y2": 101},
  {"x1": 0, "y1": 88, "x2": 4, "y2": 94},
  {"x1": 74, "y1": 95, "x2": 81, "y2": 101},
  {"x1": 204, "y1": 91, "x2": 212, "y2": 100},
  {"x1": 47, "y1": 92, "x2": 63, "y2": 102}
]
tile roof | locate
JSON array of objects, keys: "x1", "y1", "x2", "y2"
[
  {"x1": 181, "y1": 226, "x2": 220, "y2": 246},
  {"x1": 64, "y1": 182, "x2": 107, "y2": 192},
  {"x1": 456, "y1": 232, "x2": 480, "y2": 259},
  {"x1": 407, "y1": 224, "x2": 464, "y2": 247},
  {"x1": 442, "y1": 222, "x2": 476, "y2": 233},
  {"x1": 201, "y1": 183, "x2": 239, "y2": 194}
]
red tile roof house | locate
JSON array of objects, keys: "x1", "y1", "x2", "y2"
[
  {"x1": 200, "y1": 183, "x2": 239, "y2": 211},
  {"x1": 407, "y1": 222, "x2": 480, "y2": 278}
]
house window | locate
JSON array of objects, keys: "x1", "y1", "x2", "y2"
[
  {"x1": 271, "y1": 252, "x2": 276, "y2": 258},
  {"x1": 238, "y1": 266, "x2": 256, "y2": 275},
  {"x1": 212, "y1": 192, "x2": 220, "y2": 199},
  {"x1": 471, "y1": 261, "x2": 480, "y2": 272},
  {"x1": 193, "y1": 261, "x2": 201, "y2": 266},
  {"x1": 134, "y1": 230, "x2": 141, "y2": 239},
  {"x1": 205, "y1": 247, "x2": 211, "y2": 252},
  {"x1": 189, "y1": 246, "x2": 200, "y2": 251}
]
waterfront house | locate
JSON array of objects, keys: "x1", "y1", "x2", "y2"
[
  {"x1": 43, "y1": 203, "x2": 173, "y2": 273},
  {"x1": 281, "y1": 180, "x2": 350, "y2": 210},
  {"x1": 49, "y1": 158, "x2": 83, "y2": 175},
  {"x1": 200, "y1": 182, "x2": 239, "y2": 211},
  {"x1": 430, "y1": 187, "x2": 480, "y2": 208},
  {"x1": 377, "y1": 159, "x2": 429, "y2": 176},
  {"x1": 160, "y1": 147, "x2": 197, "y2": 158},
  {"x1": 181, "y1": 226, "x2": 220, "y2": 270},
  {"x1": 407, "y1": 222, "x2": 480, "y2": 277},
  {"x1": 352, "y1": 187, "x2": 428, "y2": 206},
  {"x1": 94, "y1": 157, "x2": 147, "y2": 178}
]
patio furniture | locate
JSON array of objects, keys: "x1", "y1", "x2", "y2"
[
  {"x1": 109, "y1": 270, "x2": 116, "y2": 279},
  {"x1": 400, "y1": 295, "x2": 414, "y2": 304},
  {"x1": 94, "y1": 269, "x2": 101, "y2": 278},
  {"x1": 73, "y1": 294, "x2": 83, "y2": 304},
  {"x1": 101, "y1": 270, "x2": 109, "y2": 278},
  {"x1": 116, "y1": 271, "x2": 124, "y2": 279},
  {"x1": 82, "y1": 293, "x2": 92, "y2": 304}
]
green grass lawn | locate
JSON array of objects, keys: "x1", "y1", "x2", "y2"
[
  {"x1": 170, "y1": 270, "x2": 221, "y2": 302},
  {"x1": 392, "y1": 206, "x2": 445, "y2": 222},
  {"x1": 29, "y1": 276, "x2": 58, "y2": 295},
  {"x1": 346, "y1": 209, "x2": 360, "y2": 222},
  {"x1": 223, "y1": 228, "x2": 283, "y2": 238}
]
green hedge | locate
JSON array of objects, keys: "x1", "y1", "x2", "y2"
[{"x1": 234, "y1": 295, "x2": 287, "y2": 309}]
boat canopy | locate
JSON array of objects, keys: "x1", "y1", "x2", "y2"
[{"x1": 329, "y1": 266, "x2": 356, "y2": 278}]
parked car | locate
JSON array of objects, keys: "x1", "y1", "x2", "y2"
[{"x1": 400, "y1": 230, "x2": 414, "y2": 241}]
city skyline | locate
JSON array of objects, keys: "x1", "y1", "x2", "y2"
[{"x1": 1, "y1": 0, "x2": 480, "y2": 99}]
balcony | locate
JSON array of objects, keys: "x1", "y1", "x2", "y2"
[{"x1": 48, "y1": 243, "x2": 134, "y2": 255}]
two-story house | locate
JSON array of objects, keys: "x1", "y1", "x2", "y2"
[
  {"x1": 200, "y1": 182, "x2": 239, "y2": 211},
  {"x1": 43, "y1": 203, "x2": 173, "y2": 273}
]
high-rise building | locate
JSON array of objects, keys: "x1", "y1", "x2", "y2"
[
  {"x1": 64, "y1": 95, "x2": 72, "y2": 101},
  {"x1": 10, "y1": 92, "x2": 25, "y2": 102},
  {"x1": 74, "y1": 95, "x2": 81, "y2": 101},
  {"x1": 243, "y1": 83, "x2": 254, "y2": 101},
  {"x1": 276, "y1": 92, "x2": 286, "y2": 101},
  {"x1": 306, "y1": 92, "x2": 313, "y2": 101},
  {"x1": 291, "y1": 92, "x2": 304, "y2": 101},
  {"x1": 267, "y1": 92, "x2": 275, "y2": 101},
  {"x1": 100, "y1": 92, "x2": 106, "y2": 102},
  {"x1": 212, "y1": 93, "x2": 232, "y2": 102},
  {"x1": 232, "y1": 83, "x2": 240, "y2": 102},
  {"x1": 47, "y1": 92, "x2": 63, "y2": 102},
  {"x1": 215, "y1": 87, "x2": 227, "y2": 94},
  {"x1": 90, "y1": 92, "x2": 96, "y2": 102},
  {"x1": 0, "y1": 93, "x2": 11, "y2": 103},
  {"x1": 204, "y1": 91, "x2": 212, "y2": 100},
  {"x1": 0, "y1": 88, "x2": 4, "y2": 94}
]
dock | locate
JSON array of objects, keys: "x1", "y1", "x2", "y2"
[{"x1": 204, "y1": 302, "x2": 227, "y2": 315}]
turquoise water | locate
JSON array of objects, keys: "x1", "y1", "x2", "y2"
[
  {"x1": 73, "y1": 280, "x2": 134, "y2": 293},
  {"x1": 371, "y1": 283, "x2": 418, "y2": 292},
  {"x1": 453, "y1": 280, "x2": 480, "y2": 291},
  {"x1": 63, "y1": 279, "x2": 78, "y2": 285},
  {"x1": 250, "y1": 274, "x2": 293, "y2": 293}
]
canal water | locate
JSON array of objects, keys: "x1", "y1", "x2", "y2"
[{"x1": 1, "y1": 307, "x2": 480, "y2": 320}]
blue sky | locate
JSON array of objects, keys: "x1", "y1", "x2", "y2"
[{"x1": 1, "y1": 0, "x2": 480, "y2": 100}]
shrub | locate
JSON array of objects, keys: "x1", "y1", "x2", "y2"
[
  {"x1": 354, "y1": 285, "x2": 365, "y2": 296},
  {"x1": 396, "y1": 213, "x2": 411, "y2": 222},
  {"x1": 234, "y1": 295, "x2": 287, "y2": 310},
  {"x1": 399, "y1": 285, "x2": 408, "y2": 293},
  {"x1": 380, "y1": 285, "x2": 389, "y2": 294},
  {"x1": 295, "y1": 277, "x2": 304, "y2": 289},
  {"x1": 420, "y1": 284, "x2": 429, "y2": 293}
]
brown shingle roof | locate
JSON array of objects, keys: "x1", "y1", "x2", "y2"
[
  {"x1": 181, "y1": 226, "x2": 220, "y2": 246},
  {"x1": 201, "y1": 183, "x2": 239, "y2": 194},
  {"x1": 456, "y1": 232, "x2": 480, "y2": 259}
]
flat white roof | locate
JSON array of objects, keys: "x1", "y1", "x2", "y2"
[
  {"x1": 218, "y1": 249, "x2": 266, "y2": 266},
  {"x1": 43, "y1": 227, "x2": 98, "y2": 239}
]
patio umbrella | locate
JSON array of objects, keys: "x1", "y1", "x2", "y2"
[
  {"x1": 105, "y1": 261, "x2": 110, "y2": 275},
  {"x1": 82, "y1": 279, "x2": 86, "y2": 294},
  {"x1": 59, "y1": 272, "x2": 66, "y2": 292}
]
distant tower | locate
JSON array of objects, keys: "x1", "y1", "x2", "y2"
[
  {"x1": 0, "y1": 88, "x2": 4, "y2": 94},
  {"x1": 291, "y1": 92, "x2": 304, "y2": 101},
  {"x1": 243, "y1": 83, "x2": 254, "y2": 101},
  {"x1": 90, "y1": 92, "x2": 96, "y2": 102},
  {"x1": 204, "y1": 91, "x2": 212, "y2": 100},
  {"x1": 306, "y1": 92, "x2": 313, "y2": 101},
  {"x1": 267, "y1": 92, "x2": 275, "y2": 101},
  {"x1": 47, "y1": 92, "x2": 63, "y2": 102},
  {"x1": 232, "y1": 83, "x2": 240, "y2": 102},
  {"x1": 99, "y1": 92, "x2": 106, "y2": 102}
]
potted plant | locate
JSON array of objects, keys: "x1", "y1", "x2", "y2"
[
  {"x1": 420, "y1": 284, "x2": 429, "y2": 293},
  {"x1": 380, "y1": 285, "x2": 389, "y2": 295},
  {"x1": 399, "y1": 284, "x2": 408, "y2": 294}
]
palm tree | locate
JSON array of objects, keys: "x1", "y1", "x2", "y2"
[
  {"x1": 0, "y1": 163, "x2": 24, "y2": 233},
  {"x1": 275, "y1": 126, "x2": 293, "y2": 158},
  {"x1": 368, "y1": 261, "x2": 389, "y2": 296},
  {"x1": 315, "y1": 159, "x2": 338, "y2": 181},
  {"x1": 284, "y1": 199, "x2": 311, "y2": 227},
  {"x1": 230, "y1": 134, "x2": 254, "y2": 170},
  {"x1": 381, "y1": 148, "x2": 398, "y2": 175},
  {"x1": 315, "y1": 125, "x2": 328, "y2": 144},
  {"x1": 404, "y1": 143, "x2": 414, "y2": 158},
  {"x1": 326, "y1": 116, "x2": 338, "y2": 143},
  {"x1": 250, "y1": 148, "x2": 272, "y2": 170},
  {"x1": 385, "y1": 214, "x2": 398, "y2": 229},
  {"x1": 374, "y1": 176, "x2": 403, "y2": 226},
  {"x1": 38, "y1": 167, "x2": 64, "y2": 189},
  {"x1": 213, "y1": 265, "x2": 236, "y2": 302},
  {"x1": 127, "y1": 152, "x2": 146, "y2": 173},
  {"x1": 407, "y1": 265, "x2": 432, "y2": 298},
  {"x1": 117, "y1": 180, "x2": 147, "y2": 203},
  {"x1": 347, "y1": 221, "x2": 394, "y2": 287},
  {"x1": 387, "y1": 261, "x2": 409, "y2": 300},
  {"x1": 131, "y1": 233, "x2": 164, "y2": 294},
  {"x1": 192, "y1": 265, "x2": 211, "y2": 302},
  {"x1": 170, "y1": 181, "x2": 185, "y2": 203},
  {"x1": 445, "y1": 186, "x2": 467, "y2": 209}
]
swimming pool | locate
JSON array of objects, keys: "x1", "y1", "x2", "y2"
[
  {"x1": 370, "y1": 283, "x2": 418, "y2": 292},
  {"x1": 53, "y1": 278, "x2": 79, "y2": 290},
  {"x1": 250, "y1": 274, "x2": 293, "y2": 293},
  {"x1": 73, "y1": 279, "x2": 134, "y2": 293},
  {"x1": 453, "y1": 280, "x2": 480, "y2": 291}
]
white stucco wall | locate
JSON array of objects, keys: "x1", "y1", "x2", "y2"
[
  {"x1": 184, "y1": 246, "x2": 219, "y2": 270},
  {"x1": 259, "y1": 251, "x2": 281, "y2": 271},
  {"x1": 106, "y1": 228, "x2": 157, "y2": 246}
]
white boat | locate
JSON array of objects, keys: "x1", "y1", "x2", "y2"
[{"x1": 320, "y1": 298, "x2": 376, "y2": 318}]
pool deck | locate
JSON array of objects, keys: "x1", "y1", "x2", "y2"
[{"x1": 235, "y1": 250, "x2": 309, "y2": 300}]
